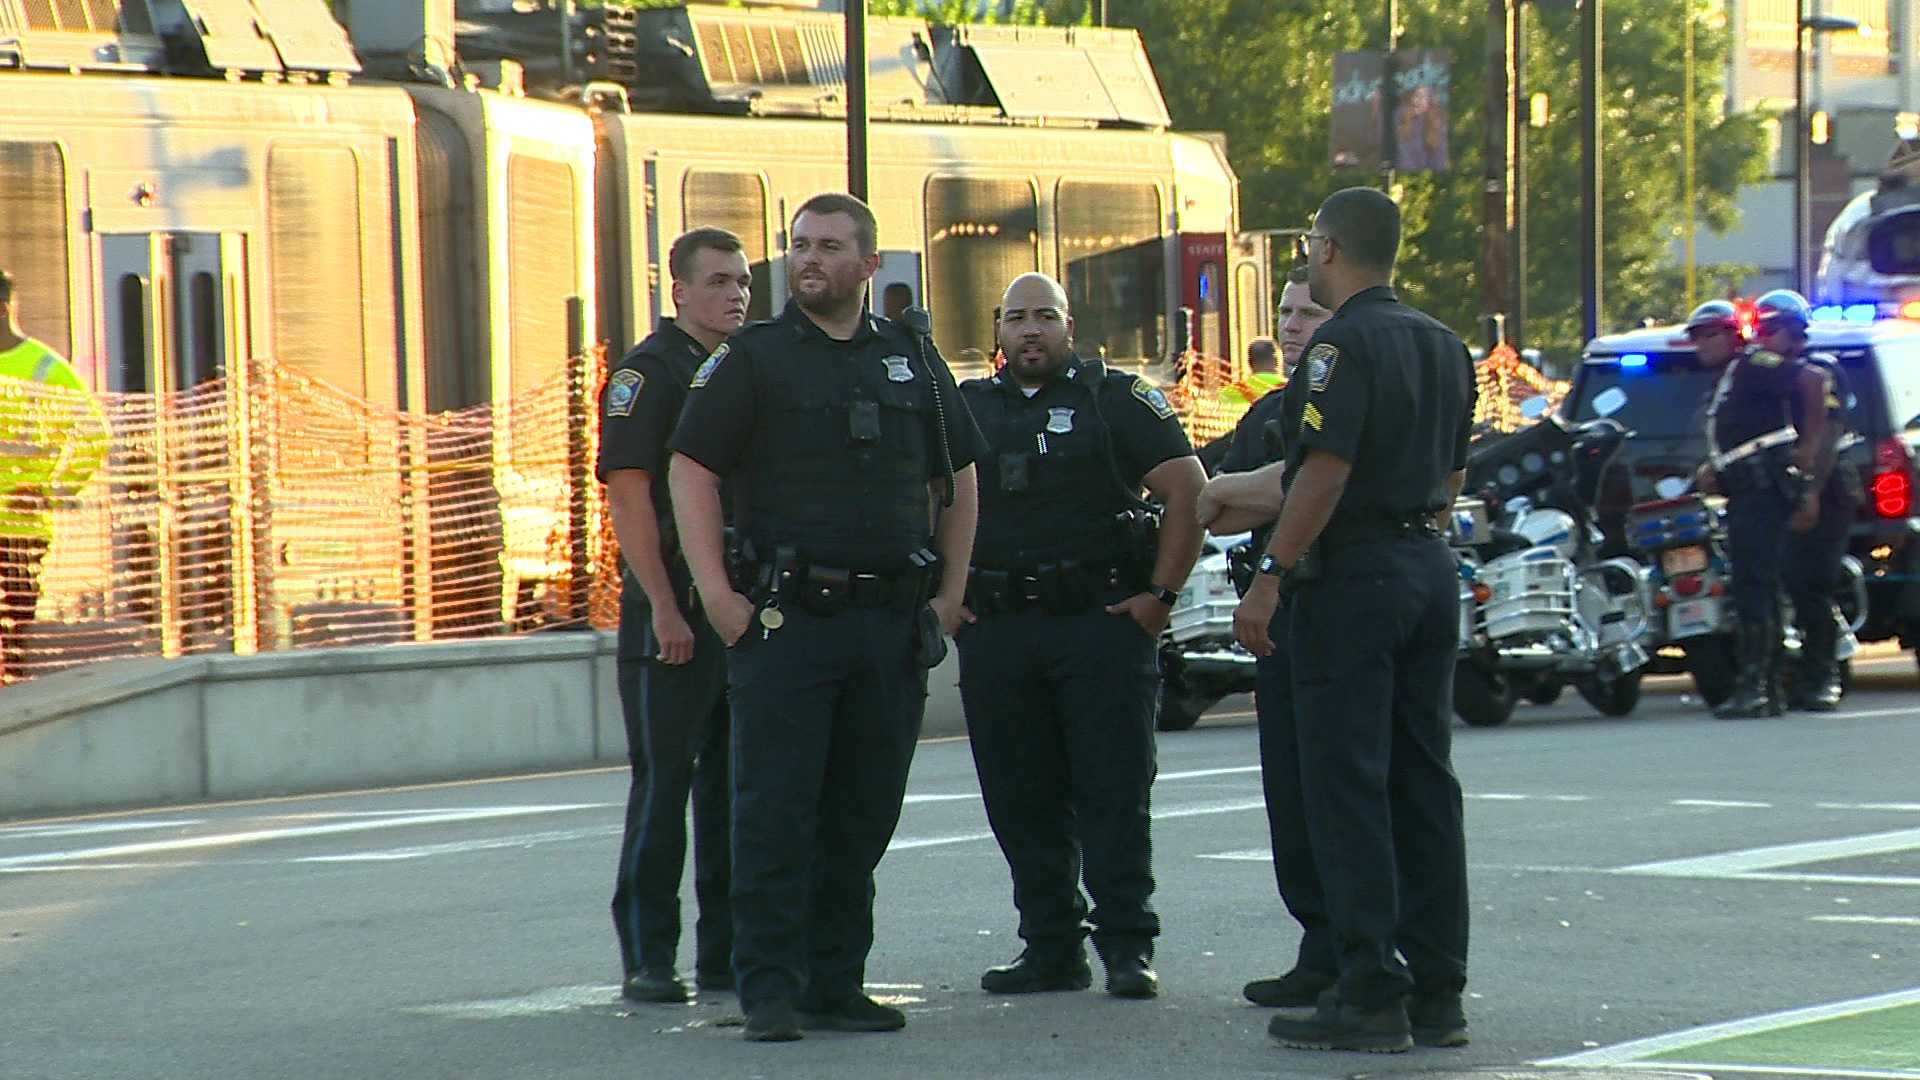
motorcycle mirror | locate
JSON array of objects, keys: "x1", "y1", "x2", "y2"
[
  {"x1": 1591, "y1": 386, "x2": 1629, "y2": 418},
  {"x1": 1519, "y1": 395, "x2": 1551, "y2": 420},
  {"x1": 1654, "y1": 476, "x2": 1690, "y2": 499}
]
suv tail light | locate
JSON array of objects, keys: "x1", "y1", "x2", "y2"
[{"x1": 1871, "y1": 436, "x2": 1914, "y2": 519}]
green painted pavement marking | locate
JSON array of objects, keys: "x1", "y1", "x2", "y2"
[{"x1": 1646, "y1": 1002, "x2": 1920, "y2": 1072}]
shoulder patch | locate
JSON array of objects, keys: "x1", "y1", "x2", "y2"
[
  {"x1": 1130, "y1": 376, "x2": 1176, "y2": 420},
  {"x1": 605, "y1": 368, "x2": 643, "y2": 418},
  {"x1": 1749, "y1": 349, "x2": 1784, "y2": 369},
  {"x1": 1304, "y1": 342, "x2": 1340, "y2": 393},
  {"x1": 690, "y1": 343, "x2": 729, "y2": 389}
]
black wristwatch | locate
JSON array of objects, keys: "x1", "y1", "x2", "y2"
[
  {"x1": 1146, "y1": 584, "x2": 1179, "y2": 607},
  {"x1": 1256, "y1": 553, "x2": 1287, "y2": 578}
]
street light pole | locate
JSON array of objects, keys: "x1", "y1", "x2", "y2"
[
  {"x1": 1796, "y1": 12, "x2": 1860, "y2": 297},
  {"x1": 1580, "y1": 0, "x2": 1602, "y2": 343},
  {"x1": 846, "y1": 0, "x2": 870, "y2": 201}
]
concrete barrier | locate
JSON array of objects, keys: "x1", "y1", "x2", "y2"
[{"x1": 0, "y1": 632, "x2": 968, "y2": 820}]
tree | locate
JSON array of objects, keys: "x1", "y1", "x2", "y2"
[{"x1": 1094, "y1": 0, "x2": 1768, "y2": 367}]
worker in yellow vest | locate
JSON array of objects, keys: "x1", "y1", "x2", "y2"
[{"x1": 0, "y1": 269, "x2": 108, "y2": 683}]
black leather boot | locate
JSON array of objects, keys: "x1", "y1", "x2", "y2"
[
  {"x1": 980, "y1": 944, "x2": 1093, "y2": 994},
  {"x1": 1792, "y1": 602, "x2": 1843, "y2": 712},
  {"x1": 1096, "y1": 940, "x2": 1159, "y2": 999},
  {"x1": 1714, "y1": 615, "x2": 1773, "y2": 720}
]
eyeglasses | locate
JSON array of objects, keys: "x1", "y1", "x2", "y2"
[
  {"x1": 1291, "y1": 231, "x2": 1332, "y2": 261},
  {"x1": 1755, "y1": 318, "x2": 1800, "y2": 337},
  {"x1": 1685, "y1": 325, "x2": 1731, "y2": 341}
]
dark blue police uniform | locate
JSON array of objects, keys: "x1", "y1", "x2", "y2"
[
  {"x1": 1277, "y1": 286, "x2": 1474, "y2": 1014},
  {"x1": 597, "y1": 319, "x2": 732, "y2": 993},
  {"x1": 1783, "y1": 353, "x2": 1860, "y2": 706},
  {"x1": 956, "y1": 358, "x2": 1194, "y2": 984},
  {"x1": 668, "y1": 300, "x2": 985, "y2": 1019},
  {"x1": 1218, "y1": 388, "x2": 1336, "y2": 1001}
]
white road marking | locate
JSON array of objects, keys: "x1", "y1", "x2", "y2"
[
  {"x1": 1616, "y1": 1064, "x2": 1920, "y2": 1080},
  {"x1": 295, "y1": 825, "x2": 621, "y2": 863},
  {"x1": 0, "y1": 804, "x2": 609, "y2": 871},
  {"x1": 0, "y1": 819, "x2": 203, "y2": 839},
  {"x1": 1819, "y1": 802, "x2": 1920, "y2": 813},
  {"x1": 409, "y1": 984, "x2": 627, "y2": 1019},
  {"x1": 900, "y1": 793, "x2": 980, "y2": 804},
  {"x1": 1157, "y1": 765, "x2": 1261, "y2": 781},
  {"x1": 1671, "y1": 799, "x2": 1775, "y2": 809},
  {"x1": 1809, "y1": 914, "x2": 1920, "y2": 926},
  {"x1": 1472, "y1": 792, "x2": 1594, "y2": 802},
  {"x1": 1536, "y1": 985, "x2": 1920, "y2": 1068},
  {"x1": 1615, "y1": 827, "x2": 1920, "y2": 879},
  {"x1": 1828, "y1": 706, "x2": 1920, "y2": 722},
  {"x1": 1197, "y1": 849, "x2": 1272, "y2": 862}
]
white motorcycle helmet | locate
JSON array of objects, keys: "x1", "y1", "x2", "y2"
[{"x1": 1513, "y1": 507, "x2": 1579, "y2": 560}]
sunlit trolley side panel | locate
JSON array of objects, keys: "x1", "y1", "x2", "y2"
[
  {"x1": 1167, "y1": 132, "x2": 1243, "y2": 368},
  {"x1": 0, "y1": 72, "x2": 426, "y2": 660},
  {"x1": 407, "y1": 88, "x2": 597, "y2": 632},
  {"x1": 605, "y1": 111, "x2": 1180, "y2": 380}
]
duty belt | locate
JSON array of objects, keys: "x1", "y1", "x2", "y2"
[
  {"x1": 966, "y1": 558, "x2": 1129, "y2": 617},
  {"x1": 730, "y1": 542, "x2": 937, "y2": 616},
  {"x1": 1711, "y1": 425, "x2": 1796, "y2": 471},
  {"x1": 1319, "y1": 513, "x2": 1443, "y2": 548}
]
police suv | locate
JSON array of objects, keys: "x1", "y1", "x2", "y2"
[{"x1": 1575, "y1": 316, "x2": 1920, "y2": 670}]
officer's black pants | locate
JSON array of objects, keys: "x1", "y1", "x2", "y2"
[
  {"x1": 1253, "y1": 605, "x2": 1335, "y2": 977},
  {"x1": 725, "y1": 605, "x2": 926, "y2": 1013},
  {"x1": 1783, "y1": 496, "x2": 1853, "y2": 661},
  {"x1": 956, "y1": 610, "x2": 1160, "y2": 956},
  {"x1": 610, "y1": 603, "x2": 732, "y2": 978},
  {"x1": 1289, "y1": 536, "x2": 1468, "y2": 1010},
  {"x1": 1725, "y1": 484, "x2": 1793, "y2": 628}
]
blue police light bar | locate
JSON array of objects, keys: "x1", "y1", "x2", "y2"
[
  {"x1": 1844, "y1": 303, "x2": 1877, "y2": 324},
  {"x1": 1812, "y1": 304, "x2": 1844, "y2": 322},
  {"x1": 1619, "y1": 353, "x2": 1649, "y2": 369}
]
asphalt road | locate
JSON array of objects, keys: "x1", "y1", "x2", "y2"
[{"x1": 4, "y1": 653, "x2": 1918, "y2": 1080}]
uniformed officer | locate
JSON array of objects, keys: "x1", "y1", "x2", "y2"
[
  {"x1": 598, "y1": 228, "x2": 749, "y2": 1004},
  {"x1": 1233, "y1": 188, "x2": 1475, "y2": 1053},
  {"x1": 0, "y1": 268, "x2": 107, "y2": 684},
  {"x1": 1196, "y1": 270, "x2": 1334, "y2": 1013},
  {"x1": 1697, "y1": 289, "x2": 1832, "y2": 718},
  {"x1": 956, "y1": 272, "x2": 1205, "y2": 1001},
  {"x1": 667, "y1": 193, "x2": 985, "y2": 1042}
]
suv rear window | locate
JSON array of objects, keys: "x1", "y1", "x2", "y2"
[{"x1": 1572, "y1": 346, "x2": 1909, "y2": 439}]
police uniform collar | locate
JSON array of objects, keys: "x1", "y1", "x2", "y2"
[
  {"x1": 1336, "y1": 285, "x2": 1398, "y2": 314},
  {"x1": 650, "y1": 317, "x2": 707, "y2": 356},
  {"x1": 779, "y1": 298, "x2": 881, "y2": 345},
  {"x1": 992, "y1": 354, "x2": 1084, "y2": 396}
]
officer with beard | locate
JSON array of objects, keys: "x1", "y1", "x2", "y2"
[
  {"x1": 956, "y1": 272, "x2": 1205, "y2": 1001},
  {"x1": 669, "y1": 193, "x2": 985, "y2": 1042}
]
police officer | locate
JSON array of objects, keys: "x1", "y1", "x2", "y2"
[
  {"x1": 1197, "y1": 272, "x2": 1335, "y2": 1013},
  {"x1": 1697, "y1": 289, "x2": 1832, "y2": 719},
  {"x1": 0, "y1": 268, "x2": 106, "y2": 684},
  {"x1": 1233, "y1": 188, "x2": 1475, "y2": 1053},
  {"x1": 957, "y1": 272, "x2": 1205, "y2": 1001},
  {"x1": 599, "y1": 228, "x2": 749, "y2": 1003},
  {"x1": 668, "y1": 193, "x2": 985, "y2": 1042}
]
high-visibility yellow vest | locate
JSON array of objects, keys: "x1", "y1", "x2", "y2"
[
  {"x1": 1218, "y1": 370, "x2": 1286, "y2": 407},
  {"x1": 0, "y1": 338, "x2": 108, "y2": 541}
]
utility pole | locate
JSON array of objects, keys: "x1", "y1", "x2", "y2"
[
  {"x1": 1382, "y1": 0, "x2": 1400, "y2": 187},
  {"x1": 1482, "y1": 0, "x2": 1517, "y2": 348},
  {"x1": 1683, "y1": 0, "x2": 1696, "y2": 309},
  {"x1": 846, "y1": 0, "x2": 870, "y2": 201},
  {"x1": 1580, "y1": 0, "x2": 1603, "y2": 343},
  {"x1": 1513, "y1": 1, "x2": 1529, "y2": 348}
]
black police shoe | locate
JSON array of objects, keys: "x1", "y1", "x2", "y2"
[
  {"x1": 741, "y1": 1000, "x2": 803, "y2": 1042},
  {"x1": 1267, "y1": 996, "x2": 1412, "y2": 1053},
  {"x1": 1243, "y1": 968, "x2": 1336, "y2": 1008},
  {"x1": 980, "y1": 948, "x2": 1094, "y2": 994},
  {"x1": 622, "y1": 967, "x2": 688, "y2": 1004},
  {"x1": 796, "y1": 994, "x2": 907, "y2": 1033},
  {"x1": 1408, "y1": 992, "x2": 1471, "y2": 1047},
  {"x1": 1101, "y1": 950, "x2": 1160, "y2": 1000}
]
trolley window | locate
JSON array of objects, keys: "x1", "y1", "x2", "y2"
[
  {"x1": 268, "y1": 144, "x2": 366, "y2": 397},
  {"x1": 507, "y1": 154, "x2": 581, "y2": 402},
  {"x1": 925, "y1": 176, "x2": 1040, "y2": 362},
  {"x1": 1056, "y1": 180, "x2": 1164, "y2": 365},
  {"x1": 0, "y1": 140, "x2": 72, "y2": 360},
  {"x1": 682, "y1": 170, "x2": 772, "y2": 322}
]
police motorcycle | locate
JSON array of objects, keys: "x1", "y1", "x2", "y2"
[
  {"x1": 1456, "y1": 389, "x2": 1657, "y2": 720},
  {"x1": 1156, "y1": 531, "x2": 1259, "y2": 731},
  {"x1": 1630, "y1": 474, "x2": 1867, "y2": 706}
]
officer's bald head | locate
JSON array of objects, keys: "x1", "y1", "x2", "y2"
[
  {"x1": 998, "y1": 273, "x2": 1076, "y2": 387},
  {"x1": 1000, "y1": 273, "x2": 1069, "y2": 316}
]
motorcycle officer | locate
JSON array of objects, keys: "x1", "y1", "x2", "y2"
[{"x1": 1694, "y1": 290, "x2": 1833, "y2": 718}]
